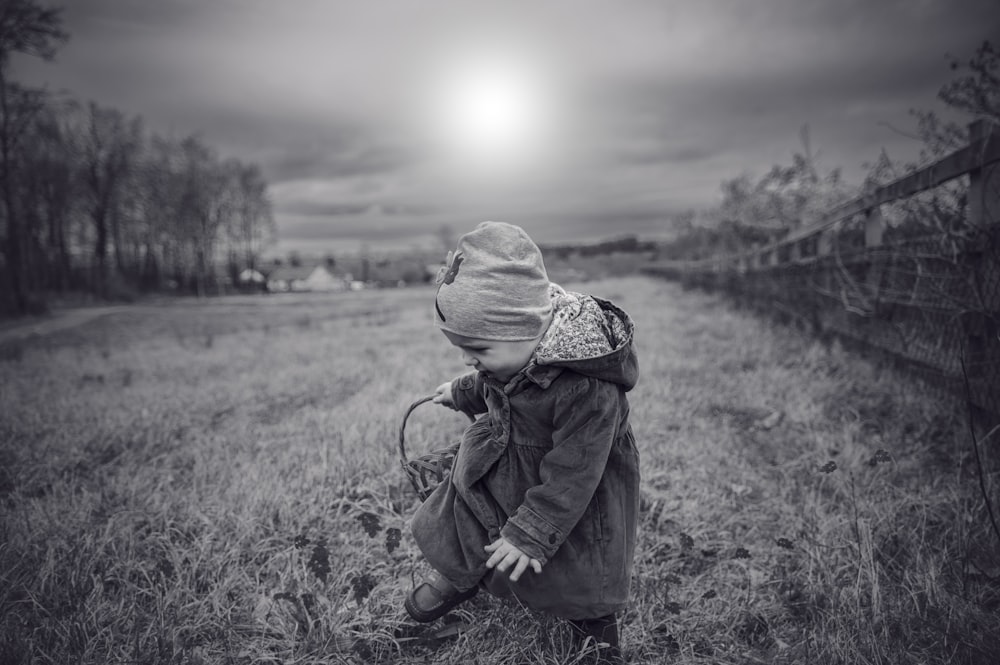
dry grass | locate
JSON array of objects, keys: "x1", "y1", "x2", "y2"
[{"x1": 1, "y1": 277, "x2": 997, "y2": 664}]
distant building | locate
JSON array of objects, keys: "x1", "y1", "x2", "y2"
[
  {"x1": 238, "y1": 268, "x2": 266, "y2": 285},
  {"x1": 266, "y1": 265, "x2": 344, "y2": 292}
]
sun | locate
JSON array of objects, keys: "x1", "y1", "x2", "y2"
[
  {"x1": 448, "y1": 66, "x2": 537, "y2": 150},
  {"x1": 430, "y1": 56, "x2": 551, "y2": 168}
]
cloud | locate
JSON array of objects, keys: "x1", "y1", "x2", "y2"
[{"x1": 12, "y1": 0, "x2": 999, "y2": 254}]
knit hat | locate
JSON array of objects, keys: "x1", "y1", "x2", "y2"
[{"x1": 434, "y1": 221, "x2": 553, "y2": 341}]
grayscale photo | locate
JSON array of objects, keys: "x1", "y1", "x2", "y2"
[{"x1": 1, "y1": 1, "x2": 998, "y2": 663}]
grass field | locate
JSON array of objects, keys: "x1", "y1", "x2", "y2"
[{"x1": 1, "y1": 276, "x2": 998, "y2": 664}]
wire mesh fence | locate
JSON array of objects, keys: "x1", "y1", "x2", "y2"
[
  {"x1": 653, "y1": 225, "x2": 999, "y2": 416},
  {"x1": 644, "y1": 122, "x2": 1000, "y2": 418}
]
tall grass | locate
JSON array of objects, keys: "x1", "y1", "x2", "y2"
[{"x1": 1, "y1": 277, "x2": 996, "y2": 664}]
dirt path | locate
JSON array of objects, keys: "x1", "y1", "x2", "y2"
[
  {"x1": 0, "y1": 289, "x2": 411, "y2": 345},
  {"x1": 0, "y1": 306, "x2": 138, "y2": 344}
]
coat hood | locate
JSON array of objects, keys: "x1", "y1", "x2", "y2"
[{"x1": 523, "y1": 284, "x2": 638, "y2": 391}]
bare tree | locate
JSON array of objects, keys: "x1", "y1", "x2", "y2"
[
  {"x1": 137, "y1": 133, "x2": 271, "y2": 295},
  {"x1": 75, "y1": 102, "x2": 142, "y2": 296},
  {"x1": 865, "y1": 40, "x2": 1000, "y2": 236},
  {"x1": 137, "y1": 133, "x2": 186, "y2": 290},
  {"x1": 223, "y1": 161, "x2": 274, "y2": 286},
  {"x1": 0, "y1": 0, "x2": 66, "y2": 314},
  {"x1": 0, "y1": 5, "x2": 278, "y2": 308},
  {"x1": 174, "y1": 135, "x2": 233, "y2": 296},
  {"x1": 19, "y1": 97, "x2": 77, "y2": 291}
]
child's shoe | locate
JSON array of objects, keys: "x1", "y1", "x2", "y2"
[
  {"x1": 569, "y1": 614, "x2": 624, "y2": 664},
  {"x1": 404, "y1": 570, "x2": 478, "y2": 623}
]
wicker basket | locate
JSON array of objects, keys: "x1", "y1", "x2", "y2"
[{"x1": 398, "y1": 395, "x2": 464, "y2": 501}]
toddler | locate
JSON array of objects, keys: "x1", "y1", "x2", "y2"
[{"x1": 406, "y1": 221, "x2": 640, "y2": 663}]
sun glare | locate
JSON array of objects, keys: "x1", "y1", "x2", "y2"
[{"x1": 430, "y1": 56, "x2": 551, "y2": 168}]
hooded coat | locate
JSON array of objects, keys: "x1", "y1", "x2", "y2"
[{"x1": 411, "y1": 286, "x2": 640, "y2": 620}]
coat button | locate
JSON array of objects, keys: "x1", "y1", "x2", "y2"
[{"x1": 549, "y1": 534, "x2": 557, "y2": 544}]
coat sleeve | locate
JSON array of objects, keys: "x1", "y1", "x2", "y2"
[
  {"x1": 501, "y1": 376, "x2": 621, "y2": 563},
  {"x1": 449, "y1": 371, "x2": 488, "y2": 416}
]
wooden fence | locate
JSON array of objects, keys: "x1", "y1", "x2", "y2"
[{"x1": 644, "y1": 120, "x2": 1000, "y2": 417}]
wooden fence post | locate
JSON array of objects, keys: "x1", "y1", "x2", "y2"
[
  {"x1": 865, "y1": 206, "x2": 884, "y2": 247},
  {"x1": 862, "y1": 206, "x2": 886, "y2": 308},
  {"x1": 962, "y1": 119, "x2": 1000, "y2": 417},
  {"x1": 790, "y1": 240, "x2": 801, "y2": 262},
  {"x1": 967, "y1": 121, "x2": 1000, "y2": 240},
  {"x1": 817, "y1": 230, "x2": 833, "y2": 256},
  {"x1": 816, "y1": 230, "x2": 833, "y2": 299}
]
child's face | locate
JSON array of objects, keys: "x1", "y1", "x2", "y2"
[{"x1": 442, "y1": 330, "x2": 540, "y2": 383}]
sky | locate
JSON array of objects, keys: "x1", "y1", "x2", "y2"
[{"x1": 11, "y1": 0, "x2": 999, "y2": 255}]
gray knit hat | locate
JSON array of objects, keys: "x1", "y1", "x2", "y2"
[{"x1": 434, "y1": 221, "x2": 552, "y2": 341}]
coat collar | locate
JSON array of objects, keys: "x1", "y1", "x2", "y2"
[
  {"x1": 522, "y1": 362, "x2": 564, "y2": 390},
  {"x1": 498, "y1": 362, "x2": 564, "y2": 395}
]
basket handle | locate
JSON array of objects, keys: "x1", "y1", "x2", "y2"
[
  {"x1": 398, "y1": 395, "x2": 436, "y2": 465},
  {"x1": 398, "y1": 394, "x2": 475, "y2": 465}
]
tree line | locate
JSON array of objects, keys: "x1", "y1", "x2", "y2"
[{"x1": 1, "y1": 1, "x2": 276, "y2": 316}]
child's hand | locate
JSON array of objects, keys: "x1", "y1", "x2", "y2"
[
  {"x1": 432, "y1": 381, "x2": 454, "y2": 406},
  {"x1": 485, "y1": 537, "x2": 542, "y2": 582}
]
